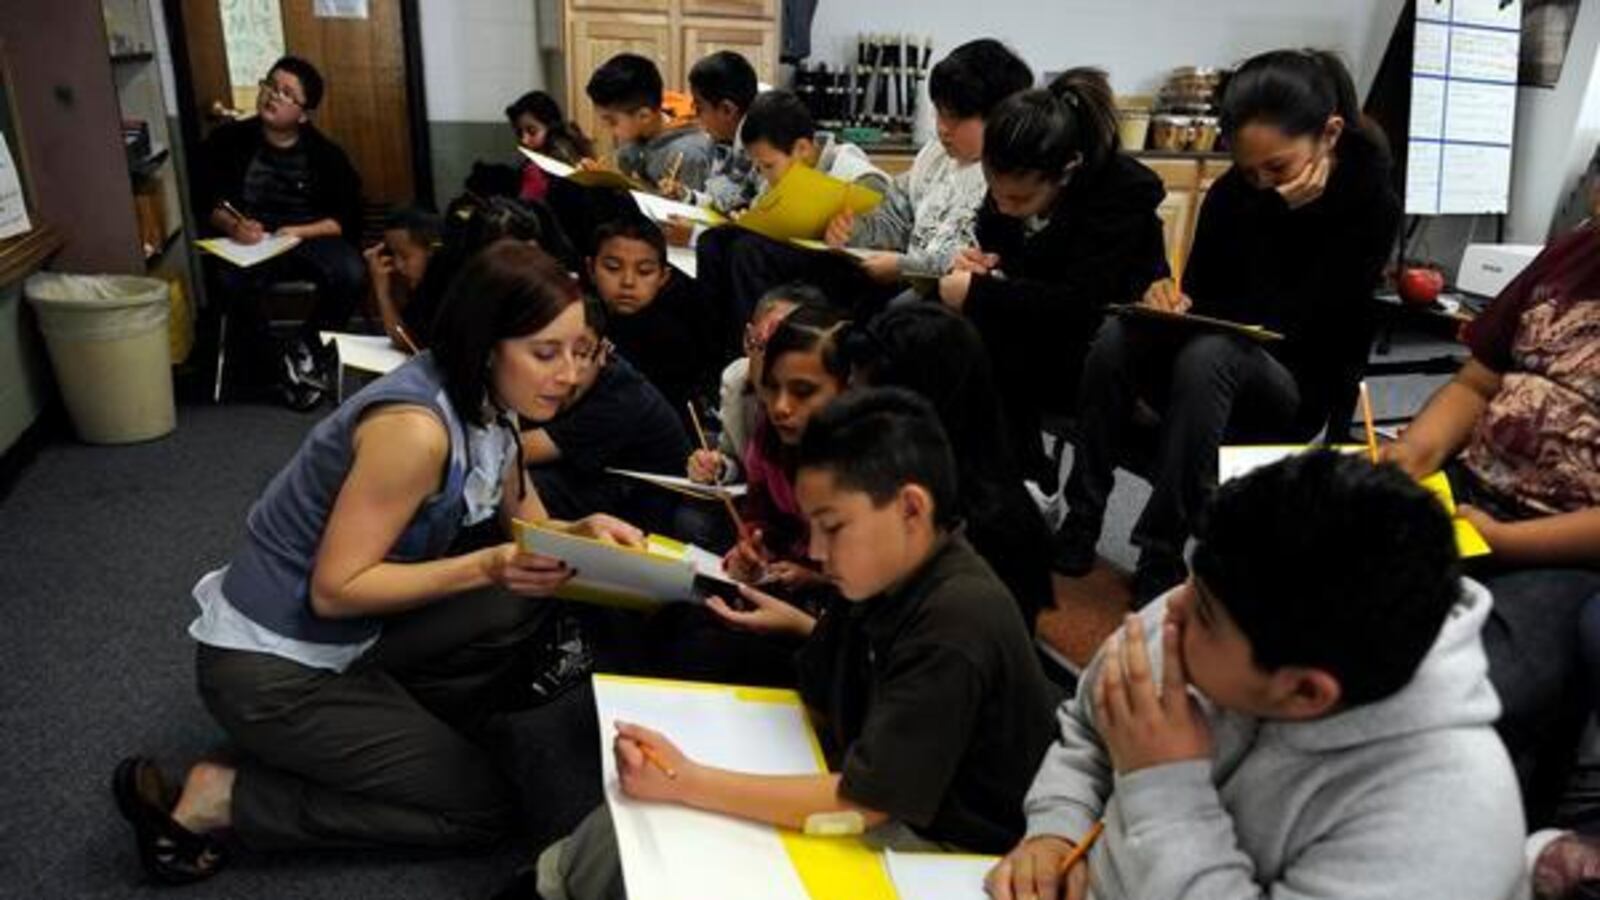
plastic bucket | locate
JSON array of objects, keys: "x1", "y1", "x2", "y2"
[{"x1": 25, "y1": 273, "x2": 176, "y2": 444}]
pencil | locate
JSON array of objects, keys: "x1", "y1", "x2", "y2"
[
  {"x1": 1057, "y1": 820, "x2": 1105, "y2": 875},
  {"x1": 662, "y1": 150, "x2": 684, "y2": 188},
  {"x1": 686, "y1": 401, "x2": 750, "y2": 539},
  {"x1": 638, "y1": 741, "x2": 678, "y2": 779},
  {"x1": 219, "y1": 200, "x2": 246, "y2": 223},
  {"x1": 1359, "y1": 380, "x2": 1379, "y2": 463}
]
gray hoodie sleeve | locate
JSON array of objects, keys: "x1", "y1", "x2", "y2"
[
  {"x1": 1111, "y1": 753, "x2": 1528, "y2": 900},
  {"x1": 1023, "y1": 653, "x2": 1114, "y2": 843},
  {"x1": 849, "y1": 170, "x2": 917, "y2": 253}
]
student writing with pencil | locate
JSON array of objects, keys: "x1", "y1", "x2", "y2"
[
  {"x1": 938, "y1": 67, "x2": 1169, "y2": 489},
  {"x1": 990, "y1": 452, "x2": 1526, "y2": 900},
  {"x1": 1056, "y1": 49, "x2": 1402, "y2": 605},
  {"x1": 1376, "y1": 219, "x2": 1600, "y2": 863},
  {"x1": 531, "y1": 390, "x2": 1059, "y2": 899}
]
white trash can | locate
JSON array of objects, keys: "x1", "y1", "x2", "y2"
[{"x1": 25, "y1": 273, "x2": 176, "y2": 444}]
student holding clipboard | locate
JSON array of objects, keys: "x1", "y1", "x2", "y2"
[
  {"x1": 112, "y1": 243, "x2": 643, "y2": 884},
  {"x1": 1056, "y1": 49, "x2": 1401, "y2": 604}
]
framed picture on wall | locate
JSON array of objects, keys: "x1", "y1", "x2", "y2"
[
  {"x1": 0, "y1": 37, "x2": 37, "y2": 240},
  {"x1": 1521, "y1": 0, "x2": 1581, "y2": 88}
]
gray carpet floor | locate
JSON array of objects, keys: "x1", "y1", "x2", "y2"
[{"x1": 0, "y1": 400, "x2": 602, "y2": 900}]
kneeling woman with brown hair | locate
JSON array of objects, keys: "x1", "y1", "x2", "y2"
[{"x1": 114, "y1": 240, "x2": 643, "y2": 883}]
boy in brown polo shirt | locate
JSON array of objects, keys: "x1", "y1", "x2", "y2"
[{"x1": 522, "y1": 388, "x2": 1059, "y2": 899}]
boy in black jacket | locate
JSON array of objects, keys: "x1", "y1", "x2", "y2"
[
  {"x1": 940, "y1": 70, "x2": 1168, "y2": 487},
  {"x1": 197, "y1": 55, "x2": 364, "y2": 409}
]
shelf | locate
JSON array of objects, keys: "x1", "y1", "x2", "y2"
[
  {"x1": 128, "y1": 145, "x2": 170, "y2": 180},
  {"x1": 111, "y1": 51, "x2": 155, "y2": 64},
  {"x1": 0, "y1": 225, "x2": 65, "y2": 288}
]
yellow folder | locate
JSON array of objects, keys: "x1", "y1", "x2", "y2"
[{"x1": 733, "y1": 164, "x2": 883, "y2": 242}]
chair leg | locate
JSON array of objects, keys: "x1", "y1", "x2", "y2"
[{"x1": 212, "y1": 309, "x2": 228, "y2": 404}]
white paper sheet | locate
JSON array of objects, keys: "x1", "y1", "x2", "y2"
[
  {"x1": 196, "y1": 234, "x2": 302, "y2": 268},
  {"x1": 320, "y1": 332, "x2": 409, "y2": 377},
  {"x1": 1218, "y1": 445, "x2": 1365, "y2": 484},
  {"x1": 884, "y1": 851, "x2": 997, "y2": 900},
  {"x1": 632, "y1": 191, "x2": 723, "y2": 226},
  {"x1": 0, "y1": 133, "x2": 31, "y2": 240},
  {"x1": 518, "y1": 146, "x2": 576, "y2": 179},
  {"x1": 666, "y1": 245, "x2": 697, "y2": 279},
  {"x1": 592, "y1": 676, "x2": 822, "y2": 900},
  {"x1": 605, "y1": 467, "x2": 747, "y2": 500}
]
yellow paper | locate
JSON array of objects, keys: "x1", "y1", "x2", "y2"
[
  {"x1": 1218, "y1": 448, "x2": 1491, "y2": 559},
  {"x1": 735, "y1": 165, "x2": 883, "y2": 242}
]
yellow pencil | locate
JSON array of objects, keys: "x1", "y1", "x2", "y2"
[
  {"x1": 686, "y1": 401, "x2": 750, "y2": 540},
  {"x1": 638, "y1": 741, "x2": 678, "y2": 779},
  {"x1": 1057, "y1": 820, "x2": 1105, "y2": 875},
  {"x1": 1359, "y1": 380, "x2": 1379, "y2": 463},
  {"x1": 661, "y1": 150, "x2": 685, "y2": 188}
]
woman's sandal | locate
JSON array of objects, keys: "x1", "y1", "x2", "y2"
[{"x1": 111, "y1": 757, "x2": 229, "y2": 885}]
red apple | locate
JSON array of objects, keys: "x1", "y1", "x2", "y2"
[{"x1": 1398, "y1": 267, "x2": 1445, "y2": 306}]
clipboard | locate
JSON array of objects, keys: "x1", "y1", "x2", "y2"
[
  {"x1": 605, "y1": 467, "x2": 747, "y2": 502},
  {"x1": 593, "y1": 674, "x2": 898, "y2": 900},
  {"x1": 1110, "y1": 304, "x2": 1285, "y2": 343},
  {"x1": 1217, "y1": 445, "x2": 1490, "y2": 558},
  {"x1": 734, "y1": 165, "x2": 883, "y2": 242},
  {"x1": 195, "y1": 234, "x2": 301, "y2": 268},
  {"x1": 512, "y1": 520, "x2": 737, "y2": 610}
]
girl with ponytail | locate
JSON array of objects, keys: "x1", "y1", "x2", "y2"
[
  {"x1": 939, "y1": 67, "x2": 1170, "y2": 487},
  {"x1": 1058, "y1": 49, "x2": 1402, "y2": 605}
]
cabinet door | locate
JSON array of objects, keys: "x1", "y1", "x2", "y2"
[
  {"x1": 567, "y1": 15, "x2": 674, "y2": 148},
  {"x1": 681, "y1": 19, "x2": 778, "y2": 84},
  {"x1": 571, "y1": 0, "x2": 671, "y2": 12},
  {"x1": 1145, "y1": 159, "x2": 1201, "y2": 279},
  {"x1": 682, "y1": 0, "x2": 777, "y2": 19}
]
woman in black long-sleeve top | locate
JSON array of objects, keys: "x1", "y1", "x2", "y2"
[
  {"x1": 938, "y1": 69, "x2": 1170, "y2": 487},
  {"x1": 1058, "y1": 49, "x2": 1402, "y2": 603}
]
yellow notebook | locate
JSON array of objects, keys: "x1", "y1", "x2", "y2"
[
  {"x1": 1217, "y1": 445, "x2": 1491, "y2": 558},
  {"x1": 592, "y1": 674, "x2": 897, "y2": 900},
  {"x1": 734, "y1": 165, "x2": 883, "y2": 242}
]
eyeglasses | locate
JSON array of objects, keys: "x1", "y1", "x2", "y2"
[{"x1": 258, "y1": 79, "x2": 305, "y2": 109}]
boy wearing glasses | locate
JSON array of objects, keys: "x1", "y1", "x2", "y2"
[{"x1": 197, "y1": 55, "x2": 364, "y2": 410}]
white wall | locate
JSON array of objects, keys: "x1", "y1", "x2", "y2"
[
  {"x1": 807, "y1": 0, "x2": 1408, "y2": 95},
  {"x1": 1507, "y1": 0, "x2": 1600, "y2": 242},
  {"x1": 419, "y1": 0, "x2": 543, "y2": 123}
]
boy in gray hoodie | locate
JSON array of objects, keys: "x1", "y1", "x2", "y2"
[{"x1": 990, "y1": 451, "x2": 1529, "y2": 900}]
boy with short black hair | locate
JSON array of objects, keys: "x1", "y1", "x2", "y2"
[
  {"x1": 523, "y1": 297, "x2": 693, "y2": 536},
  {"x1": 660, "y1": 50, "x2": 762, "y2": 215},
  {"x1": 826, "y1": 38, "x2": 1033, "y2": 286},
  {"x1": 990, "y1": 452, "x2": 1527, "y2": 900},
  {"x1": 695, "y1": 89, "x2": 890, "y2": 340},
  {"x1": 585, "y1": 215, "x2": 723, "y2": 419},
  {"x1": 198, "y1": 54, "x2": 364, "y2": 409},
  {"x1": 364, "y1": 206, "x2": 442, "y2": 351},
  {"x1": 529, "y1": 388, "x2": 1060, "y2": 899},
  {"x1": 584, "y1": 53, "x2": 714, "y2": 191}
]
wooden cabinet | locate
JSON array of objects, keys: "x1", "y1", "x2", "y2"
[
  {"x1": 567, "y1": 15, "x2": 675, "y2": 142},
  {"x1": 562, "y1": 0, "x2": 779, "y2": 145},
  {"x1": 1142, "y1": 155, "x2": 1229, "y2": 280},
  {"x1": 681, "y1": 19, "x2": 777, "y2": 87},
  {"x1": 681, "y1": 0, "x2": 776, "y2": 18}
]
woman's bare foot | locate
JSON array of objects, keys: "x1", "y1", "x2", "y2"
[{"x1": 170, "y1": 761, "x2": 236, "y2": 834}]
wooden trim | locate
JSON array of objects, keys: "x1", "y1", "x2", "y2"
[
  {"x1": 0, "y1": 223, "x2": 64, "y2": 288},
  {"x1": 400, "y1": 0, "x2": 433, "y2": 207}
]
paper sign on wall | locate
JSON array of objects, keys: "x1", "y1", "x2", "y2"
[
  {"x1": 1406, "y1": 0, "x2": 1524, "y2": 215},
  {"x1": 0, "y1": 132, "x2": 32, "y2": 241},
  {"x1": 314, "y1": 0, "x2": 368, "y2": 18}
]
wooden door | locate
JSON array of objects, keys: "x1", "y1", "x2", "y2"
[
  {"x1": 571, "y1": 0, "x2": 670, "y2": 11},
  {"x1": 169, "y1": 0, "x2": 418, "y2": 206},
  {"x1": 567, "y1": 15, "x2": 673, "y2": 148},
  {"x1": 681, "y1": 19, "x2": 777, "y2": 83},
  {"x1": 279, "y1": 0, "x2": 412, "y2": 204},
  {"x1": 682, "y1": 0, "x2": 775, "y2": 19}
]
